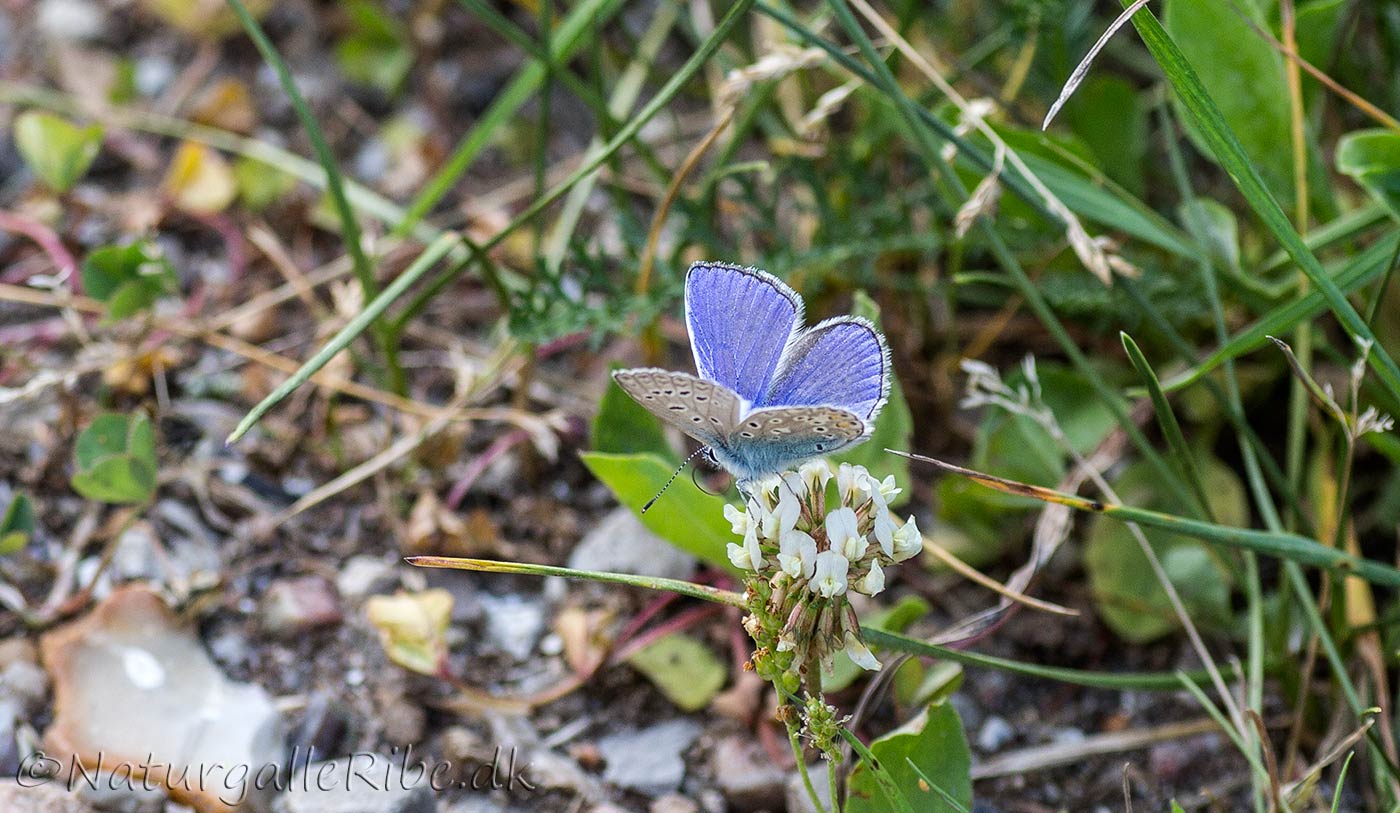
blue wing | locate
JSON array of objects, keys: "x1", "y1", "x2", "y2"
[
  {"x1": 709, "y1": 405, "x2": 866, "y2": 482},
  {"x1": 759, "y1": 316, "x2": 890, "y2": 424},
  {"x1": 685, "y1": 262, "x2": 802, "y2": 405}
]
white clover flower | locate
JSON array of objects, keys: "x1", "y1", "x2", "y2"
[
  {"x1": 872, "y1": 504, "x2": 897, "y2": 557},
  {"x1": 812, "y1": 550, "x2": 849, "y2": 598},
  {"x1": 843, "y1": 631, "x2": 881, "y2": 671},
  {"x1": 857, "y1": 560, "x2": 885, "y2": 596},
  {"x1": 824, "y1": 506, "x2": 865, "y2": 559},
  {"x1": 891, "y1": 515, "x2": 923, "y2": 562},
  {"x1": 778, "y1": 529, "x2": 818, "y2": 580},
  {"x1": 874, "y1": 473, "x2": 902, "y2": 503},
  {"x1": 762, "y1": 485, "x2": 802, "y2": 540},
  {"x1": 836, "y1": 462, "x2": 870, "y2": 504},
  {"x1": 723, "y1": 503, "x2": 750, "y2": 537},
  {"x1": 728, "y1": 524, "x2": 766, "y2": 570},
  {"x1": 798, "y1": 459, "x2": 834, "y2": 494}
]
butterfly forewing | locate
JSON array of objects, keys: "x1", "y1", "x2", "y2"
[
  {"x1": 685, "y1": 262, "x2": 801, "y2": 404},
  {"x1": 763, "y1": 316, "x2": 890, "y2": 425},
  {"x1": 612, "y1": 368, "x2": 741, "y2": 445}
]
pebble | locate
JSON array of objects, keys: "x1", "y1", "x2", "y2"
[
  {"x1": 273, "y1": 755, "x2": 437, "y2": 813},
  {"x1": 36, "y1": 0, "x2": 105, "y2": 41},
  {"x1": 0, "y1": 657, "x2": 49, "y2": 715},
  {"x1": 288, "y1": 692, "x2": 349, "y2": 760},
  {"x1": 336, "y1": 556, "x2": 399, "y2": 602},
  {"x1": 568, "y1": 507, "x2": 696, "y2": 582},
  {"x1": 260, "y1": 576, "x2": 344, "y2": 638},
  {"x1": 0, "y1": 781, "x2": 99, "y2": 812},
  {"x1": 784, "y1": 762, "x2": 832, "y2": 813},
  {"x1": 650, "y1": 794, "x2": 699, "y2": 813},
  {"x1": 478, "y1": 593, "x2": 545, "y2": 662},
  {"x1": 597, "y1": 719, "x2": 702, "y2": 796},
  {"x1": 710, "y1": 736, "x2": 787, "y2": 810},
  {"x1": 75, "y1": 775, "x2": 166, "y2": 813},
  {"x1": 976, "y1": 716, "x2": 1014, "y2": 752}
]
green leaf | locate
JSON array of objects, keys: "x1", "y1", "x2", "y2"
[
  {"x1": 847, "y1": 700, "x2": 972, "y2": 813},
  {"x1": 81, "y1": 242, "x2": 179, "y2": 320},
  {"x1": 71, "y1": 413, "x2": 158, "y2": 505},
  {"x1": 1337, "y1": 130, "x2": 1400, "y2": 220},
  {"x1": 233, "y1": 155, "x2": 298, "y2": 211},
  {"x1": 580, "y1": 451, "x2": 733, "y2": 569},
  {"x1": 1064, "y1": 75, "x2": 1147, "y2": 197},
  {"x1": 1178, "y1": 199, "x2": 1239, "y2": 273},
  {"x1": 0, "y1": 494, "x2": 35, "y2": 555},
  {"x1": 1084, "y1": 458, "x2": 1244, "y2": 643},
  {"x1": 841, "y1": 291, "x2": 913, "y2": 495},
  {"x1": 13, "y1": 111, "x2": 103, "y2": 193},
  {"x1": 626, "y1": 632, "x2": 727, "y2": 712},
  {"x1": 592, "y1": 370, "x2": 673, "y2": 460},
  {"x1": 1163, "y1": 0, "x2": 1293, "y2": 204},
  {"x1": 335, "y1": 0, "x2": 414, "y2": 95}
]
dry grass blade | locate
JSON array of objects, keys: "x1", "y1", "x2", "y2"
[
  {"x1": 921, "y1": 537, "x2": 1078, "y2": 617},
  {"x1": 972, "y1": 717, "x2": 1220, "y2": 779},
  {"x1": 1042, "y1": 0, "x2": 1154, "y2": 130}
]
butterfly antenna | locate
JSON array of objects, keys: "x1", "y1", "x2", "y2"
[{"x1": 641, "y1": 446, "x2": 710, "y2": 514}]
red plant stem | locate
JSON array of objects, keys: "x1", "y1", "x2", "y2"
[
  {"x1": 610, "y1": 602, "x2": 725, "y2": 663},
  {"x1": 0, "y1": 209, "x2": 81, "y2": 294}
]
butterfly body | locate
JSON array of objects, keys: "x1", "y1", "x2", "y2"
[{"x1": 614, "y1": 262, "x2": 890, "y2": 484}]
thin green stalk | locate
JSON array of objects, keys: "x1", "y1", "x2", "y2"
[
  {"x1": 406, "y1": 555, "x2": 747, "y2": 607},
  {"x1": 226, "y1": 0, "x2": 402, "y2": 393},
  {"x1": 1120, "y1": 332, "x2": 1214, "y2": 520},
  {"x1": 789, "y1": 727, "x2": 829, "y2": 813}
]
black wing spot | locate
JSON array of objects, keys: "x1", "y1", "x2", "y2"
[
  {"x1": 696, "y1": 395, "x2": 708, "y2": 402},
  {"x1": 740, "y1": 431, "x2": 754, "y2": 438},
  {"x1": 815, "y1": 443, "x2": 825, "y2": 451},
  {"x1": 691, "y1": 416, "x2": 702, "y2": 422},
  {"x1": 669, "y1": 405, "x2": 685, "y2": 411},
  {"x1": 814, "y1": 426, "x2": 827, "y2": 433},
  {"x1": 710, "y1": 417, "x2": 721, "y2": 424},
  {"x1": 747, "y1": 421, "x2": 760, "y2": 428}
]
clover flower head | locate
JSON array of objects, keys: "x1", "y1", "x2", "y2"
[{"x1": 728, "y1": 459, "x2": 922, "y2": 675}]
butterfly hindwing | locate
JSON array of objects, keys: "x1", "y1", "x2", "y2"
[
  {"x1": 685, "y1": 262, "x2": 802, "y2": 405},
  {"x1": 611, "y1": 368, "x2": 740, "y2": 446},
  {"x1": 762, "y1": 316, "x2": 889, "y2": 427},
  {"x1": 709, "y1": 405, "x2": 865, "y2": 481}
]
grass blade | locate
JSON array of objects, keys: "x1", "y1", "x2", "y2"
[
  {"x1": 1120, "y1": 331, "x2": 1213, "y2": 519},
  {"x1": 890, "y1": 451, "x2": 1400, "y2": 588},
  {"x1": 225, "y1": 233, "x2": 458, "y2": 443},
  {"x1": 1122, "y1": 1, "x2": 1400, "y2": 401},
  {"x1": 405, "y1": 555, "x2": 746, "y2": 607},
  {"x1": 226, "y1": 0, "x2": 400, "y2": 386}
]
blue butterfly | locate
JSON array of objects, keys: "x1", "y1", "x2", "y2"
[{"x1": 614, "y1": 261, "x2": 890, "y2": 485}]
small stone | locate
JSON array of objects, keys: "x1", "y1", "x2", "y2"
[
  {"x1": 784, "y1": 763, "x2": 832, "y2": 813},
  {"x1": 111, "y1": 524, "x2": 161, "y2": 583},
  {"x1": 1, "y1": 657, "x2": 49, "y2": 714},
  {"x1": 36, "y1": 0, "x2": 105, "y2": 41},
  {"x1": 569, "y1": 507, "x2": 696, "y2": 582},
  {"x1": 650, "y1": 794, "x2": 699, "y2": 813},
  {"x1": 379, "y1": 696, "x2": 426, "y2": 746},
  {"x1": 260, "y1": 576, "x2": 343, "y2": 638},
  {"x1": 288, "y1": 692, "x2": 349, "y2": 760},
  {"x1": 75, "y1": 773, "x2": 167, "y2": 813},
  {"x1": 710, "y1": 736, "x2": 786, "y2": 810},
  {"x1": 597, "y1": 719, "x2": 701, "y2": 796},
  {"x1": 336, "y1": 556, "x2": 398, "y2": 602},
  {"x1": 0, "y1": 781, "x2": 98, "y2": 812},
  {"x1": 976, "y1": 716, "x2": 1014, "y2": 752},
  {"x1": 478, "y1": 594, "x2": 544, "y2": 662},
  {"x1": 273, "y1": 755, "x2": 437, "y2": 813}
]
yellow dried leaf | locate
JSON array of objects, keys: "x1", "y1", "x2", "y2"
[
  {"x1": 365, "y1": 589, "x2": 453, "y2": 677},
  {"x1": 163, "y1": 142, "x2": 237, "y2": 214},
  {"x1": 190, "y1": 78, "x2": 258, "y2": 134}
]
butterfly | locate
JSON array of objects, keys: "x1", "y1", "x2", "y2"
[{"x1": 613, "y1": 261, "x2": 890, "y2": 487}]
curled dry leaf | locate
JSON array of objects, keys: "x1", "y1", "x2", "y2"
[{"x1": 365, "y1": 588, "x2": 453, "y2": 677}]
